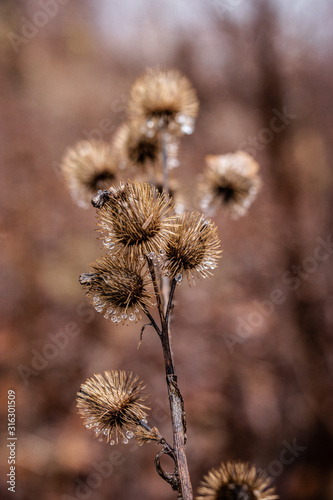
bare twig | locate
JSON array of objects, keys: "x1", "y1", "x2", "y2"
[
  {"x1": 146, "y1": 255, "x2": 165, "y2": 328},
  {"x1": 155, "y1": 446, "x2": 180, "y2": 492},
  {"x1": 165, "y1": 278, "x2": 177, "y2": 325},
  {"x1": 137, "y1": 322, "x2": 154, "y2": 349},
  {"x1": 142, "y1": 308, "x2": 161, "y2": 336}
]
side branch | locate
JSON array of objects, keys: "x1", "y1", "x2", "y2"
[
  {"x1": 155, "y1": 446, "x2": 180, "y2": 492},
  {"x1": 165, "y1": 278, "x2": 177, "y2": 325},
  {"x1": 142, "y1": 308, "x2": 161, "y2": 336},
  {"x1": 146, "y1": 256, "x2": 165, "y2": 328}
]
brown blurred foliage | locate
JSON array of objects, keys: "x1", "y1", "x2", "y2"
[{"x1": 1, "y1": 1, "x2": 333, "y2": 499}]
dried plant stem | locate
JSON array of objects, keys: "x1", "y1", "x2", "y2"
[
  {"x1": 161, "y1": 130, "x2": 171, "y2": 314},
  {"x1": 145, "y1": 262, "x2": 193, "y2": 499},
  {"x1": 146, "y1": 256, "x2": 164, "y2": 327},
  {"x1": 143, "y1": 125, "x2": 192, "y2": 498},
  {"x1": 160, "y1": 325, "x2": 192, "y2": 499}
]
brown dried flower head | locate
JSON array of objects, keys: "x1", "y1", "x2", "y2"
[
  {"x1": 97, "y1": 181, "x2": 176, "y2": 258},
  {"x1": 135, "y1": 425, "x2": 163, "y2": 446},
  {"x1": 79, "y1": 254, "x2": 154, "y2": 323},
  {"x1": 77, "y1": 371, "x2": 149, "y2": 445},
  {"x1": 198, "y1": 151, "x2": 261, "y2": 218},
  {"x1": 196, "y1": 461, "x2": 278, "y2": 500},
  {"x1": 61, "y1": 140, "x2": 118, "y2": 208},
  {"x1": 128, "y1": 68, "x2": 199, "y2": 136},
  {"x1": 112, "y1": 120, "x2": 163, "y2": 171},
  {"x1": 163, "y1": 212, "x2": 222, "y2": 284}
]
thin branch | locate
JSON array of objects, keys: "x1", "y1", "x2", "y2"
[
  {"x1": 160, "y1": 129, "x2": 172, "y2": 315},
  {"x1": 142, "y1": 308, "x2": 161, "y2": 336},
  {"x1": 165, "y1": 278, "x2": 177, "y2": 325},
  {"x1": 155, "y1": 446, "x2": 180, "y2": 492},
  {"x1": 138, "y1": 418, "x2": 180, "y2": 491},
  {"x1": 137, "y1": 322, "x2": 154, "y2": 349},
  {"x1": 146, "y1": 255, "x2": 165, "y2": 328}
]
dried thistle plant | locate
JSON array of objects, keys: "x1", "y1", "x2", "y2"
[
  {"x1": 77, "y1": 371, "x2": 149, "y2": 445},
  {"x1": 196, "y1": 461, "x2": 278, "y2": 500},
  {"x1": 112, "y1": 120, "x2": 163, "y2": 172},
  {"x1": 96, "y1": 181, "x2": 176, "y2": 258},
  {"x1": 162, "y1": 212, "x2": 222, "y2": 284},
  {"x1": 61, "y1": 139, "x2": 118, "y2": 208},
  {"x1": 79, "y1": 254, "x2": 154, "y2": 323},
  {"x1": 128, "y1": 67, "x2": 199, "y2": 136},
  {"x1": 197, "y1": 151, "x2": 261, "y2": 218},
  {"x1": 61, "y1": 68, "x2": 276, "y2": 500}
]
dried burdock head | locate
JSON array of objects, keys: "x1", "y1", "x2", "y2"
[
  {"x1": 61, "y1": 140, "x2": 118, "y2": 208},
  {"x1": 135, "y1": 425, "x2": 163, "y2": 446},
  {"x1": 198, "y1": 151, "x2": 261, "y2": 218},
  {"x1": 77, "y1": 371, "x2": 149, "y2": 445},
  {"x1": 112, "y1": 120, "x2": 163, "y2": 171},
  {"x1": 79, "y1": 254, "x2": 154, "y2": 323},
  {"x1": 196, "y1": 461, "x2": 278, "y2": 500},
  {"x1": 97, "y1": 181, "x2": 176, "y2": 258},
  {"x1": 163, "y1": 212, "x2": 222, "y2": 284},
  {"x1": 128, "y1": 68, "x2": 199, "y2": 136}
]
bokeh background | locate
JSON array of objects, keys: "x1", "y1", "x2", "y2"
[{"x1": 1, "y1": 1, "x2": 333, "y2": 499}]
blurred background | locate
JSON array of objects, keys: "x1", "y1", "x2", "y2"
[{"x1": 1, "y1": 0, "x2": 333, "y2": 499}]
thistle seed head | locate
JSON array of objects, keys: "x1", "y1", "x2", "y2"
[
  {"x1": 198, "y1": 152, "x2": 261, "y2": 218},
  {"x1": 163, "y1": 212, "x2": 222, "y2": 284},
  {"x1": 112, "y1": 120, "x2": 163, "y2": 171},
  {"x1": 135, "y1": 425, "x2": 162, "y2": 446},
  {"x1": 79, "y1": 254, "x2": 154, "y2": 323},
  {"x1": 77, "y1": 371, "x2": 149, "y2": 445},
  {"x1": 61, "y1": 140, "x2": 118, "y2": 208},
  {"x1": 97, "y1": 181, "x2": 176, "y2": 259},
  {"x1": 128, "y1": 68, "x2": 199, "y2": 136},
  {"x1": 196, "y1": 461, "x2": 278, "y2": 500}
]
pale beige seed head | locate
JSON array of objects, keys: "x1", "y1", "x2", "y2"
[
  {"x1": 198, "y1": 151, "x2": 261, "y2": 218},
  {"x1": 61, "y1": 140, "x2": 118, "y2": 208},
  {"x1": 112, "y1": 120, "x2": 163, "y2": 171},
  {"x1": 77, "y1": 371, "x2": 149, "y2": 445},
  {"x1": 128, "y1": 68, "x2": 199, "y2": 136},
  {"x1": 196, "y1": 461, "x2": 278, "y2": 500}
]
